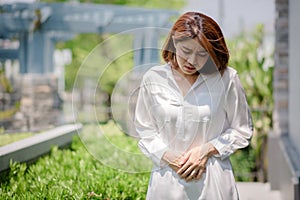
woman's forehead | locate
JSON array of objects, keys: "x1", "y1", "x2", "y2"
[{"x1": 176, "y1": 38, "x2": 206, "y2": 51}]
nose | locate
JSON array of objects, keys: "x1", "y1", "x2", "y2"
[{"x1": 187, "y1": 53, "x2": 197, "y2": 66}]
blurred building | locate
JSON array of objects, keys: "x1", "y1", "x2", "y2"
[
  {"x1": 0, "y1": 2, "x2": 177, "y2": 131},
  {"x1": 268, "y1": 0, "x2": 300, "y2": 199},
  {"x1": 183, "y1": 0, "x2": 275, "y2": 39}
]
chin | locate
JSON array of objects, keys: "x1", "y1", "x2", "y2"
[{"x1": 185, "y1": 71, "x2": 198, "y2": 75}]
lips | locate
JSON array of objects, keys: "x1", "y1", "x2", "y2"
[{"x1": 184, "y1": 65, "x2": 196, "y2": 71}]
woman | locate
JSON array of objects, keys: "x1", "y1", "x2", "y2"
[{"x1": 134, "y1": 12, "x2": 253, "y2": 200}]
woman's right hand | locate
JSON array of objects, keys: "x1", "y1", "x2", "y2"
[{"x1": 162, "y1": 151, "x2": 183, "y2": 172}]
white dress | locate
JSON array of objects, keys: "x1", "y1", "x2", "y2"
[{"x1": 134, "y1": 63, "x2": 253, "y2": 200}]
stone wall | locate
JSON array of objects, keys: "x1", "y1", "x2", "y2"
[
  {"x1": 1, "y1": 74, "x2": 63, "y2": 132},
  {"x1": 273, "y1": 0, "x2": 289, "y2": 135},
  {"x1": 269, "y1": 0, "x2": 300, "y2": 199}
]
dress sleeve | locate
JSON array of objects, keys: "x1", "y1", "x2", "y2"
[
  {"x1": 134, "y1": 78, "x2": 169, "y2": 167},
  {"x1": 210, "y1": 73, "x2": 253, "y2": 160}
]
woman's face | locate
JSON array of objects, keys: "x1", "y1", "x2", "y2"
[{"x1": 174, "y1": 38, "x2": 209, "y2": 76}]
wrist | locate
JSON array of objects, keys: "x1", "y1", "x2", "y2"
[
  {"x1": 206, "y1": 143, "x2": 218, "y2": 157},
  {"x1": 162, "y1": 151, "x2": 170, "y2": 163},
  {"x1": 162, "y1": 150, "x2": 175, "y2": 164},
  {"x1": 162, "y1": 151, "x2": 182, "y2": 168}
]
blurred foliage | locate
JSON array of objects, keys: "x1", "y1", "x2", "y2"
[
  {"x1": 0, "y1": 102, "x2": 20, "y2": 121},
  {"x1": 230, "y1": 146, "x2": 256, "y2": 182},
  {"x1": 0, "y1": 68, "x2": 20, "y2": 121},
  {"x1": 52, "y1": 0, "x2": 185, "y2": 94},
  {"x1": 0, "y1": 131, "x2": 33, "y2": 146},
  {"x1": 228, "y1": 24, "x2": 274, "y2": 182},
  {"x1": 0, "y1": 69, "x2": 12, "y2": 93},
  {"x1": 97, "y1": 35, "x2": 134, "y2": 96},
  {"x1": 40, "y1": 0, "x2": 185, "y2": 9},
  {"x1": 56, "y1": 34, "x2": 104, "y2": 91}
]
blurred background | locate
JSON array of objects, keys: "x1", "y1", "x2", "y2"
[{"x1": 1, "y1": 0, "x2": 298, "y2": 199}]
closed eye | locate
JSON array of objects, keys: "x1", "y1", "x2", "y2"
[
  {"x1": 181, "y1": 47, "x2": 192, "y2": 54},
  {"x1": 180, "y1": 46, "x2": 208, "y2": 57},
  {"x1": 198, "y1": 52, "x2": 208, "y2": 57},
  {"x1": 182, "y1": 49, "x2": 192, "y2": 54}
]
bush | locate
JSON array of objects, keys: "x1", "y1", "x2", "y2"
[
  {"x1": 228, "y1": 24, "x2": 274, "y2": 182},
  {"x1": 0, "y1": 124, "x2": 150, "y2": 200}
]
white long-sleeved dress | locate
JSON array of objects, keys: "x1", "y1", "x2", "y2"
[{"x1": 134, "y1": 63, "x2": 253, "y2": 200}]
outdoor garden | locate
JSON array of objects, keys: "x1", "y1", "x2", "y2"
[{"x1": 0, "y1": 0, "x2": 274, "y2": 199}]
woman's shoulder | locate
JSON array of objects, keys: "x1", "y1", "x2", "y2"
[
  {"x1": 220, "y1": 67, "x2": 240, "y2": 87},
  {"x1": 220, "y1": 66, "x2": 238, "y2": 82},
  {"x1": 223, "y1": 66, "x2": 238, "y2": 79},
  {"x1": 141, "y1": 63, "x2": 170, "y2": 82}
]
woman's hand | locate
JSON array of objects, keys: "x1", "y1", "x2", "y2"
[
  {"x1": 162, "y1": 151, "x2": 184, "y2": 172},
  {"x1": 177, "y1": 143, "x2": 218, "y2": 182}
]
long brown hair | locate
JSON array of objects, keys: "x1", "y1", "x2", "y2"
[{"x1": 162, "y1": 12, "x2": 229, "y2": 75}]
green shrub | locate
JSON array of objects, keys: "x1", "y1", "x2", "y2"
[
  {"x1": 228, "y1": 24, "x2": 274, "y2": 182},
  {"x1": 0, "y1": 124, "x2": 150, "y2": 200}
]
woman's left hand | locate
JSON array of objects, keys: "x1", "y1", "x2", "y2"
[{"x1": 176, "y1": 143, "x2": 217, "y2": 182}]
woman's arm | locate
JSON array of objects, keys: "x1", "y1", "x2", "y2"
[
  {"x1": 135, "y1": 78, "x2": 169, "y2": 167},
  {"x1": 209, "y1": 73, "x2": 253, "y2": 160}
]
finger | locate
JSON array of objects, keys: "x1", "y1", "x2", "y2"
[
  {"x1": 195, "y1": 168, "x2": 206, "y2": 180},
  {"x1": 185, "y1": 169, "x2": 199, "y2": 182},
  {"x1": 180, "y1": 165, "x2": 195, "y2": 179},
  {"x1": 177, "y1": 162, "x2": 191, "y2": 175},
  {"x1": 178, "y1": 166, "x2": 191, "y2": 177},
  {"x1": 179, "y1": 152, "x2": 191, "y2": 166},
  {"x1": 185, "y1": 175, "x2": 194, "y2": 182}
]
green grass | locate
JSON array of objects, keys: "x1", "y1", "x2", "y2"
[
  {"x1": 0, "y1": 121, "x2": 255, "y2": 199},
  {"x1": 0, "y1": 132, "x2": 34, "y2": 147}
]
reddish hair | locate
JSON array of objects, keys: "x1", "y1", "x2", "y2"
[{"x1": 162, "y1": 12, "x2": 229, "y2": 75}]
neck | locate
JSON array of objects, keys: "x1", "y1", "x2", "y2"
[{"x1": 172, "y1": 67, "x2": 199, "y2": 85}]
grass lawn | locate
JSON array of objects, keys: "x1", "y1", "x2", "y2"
[{"x1": 0, "y1": 132, "x2": 34, "y2": 147}]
